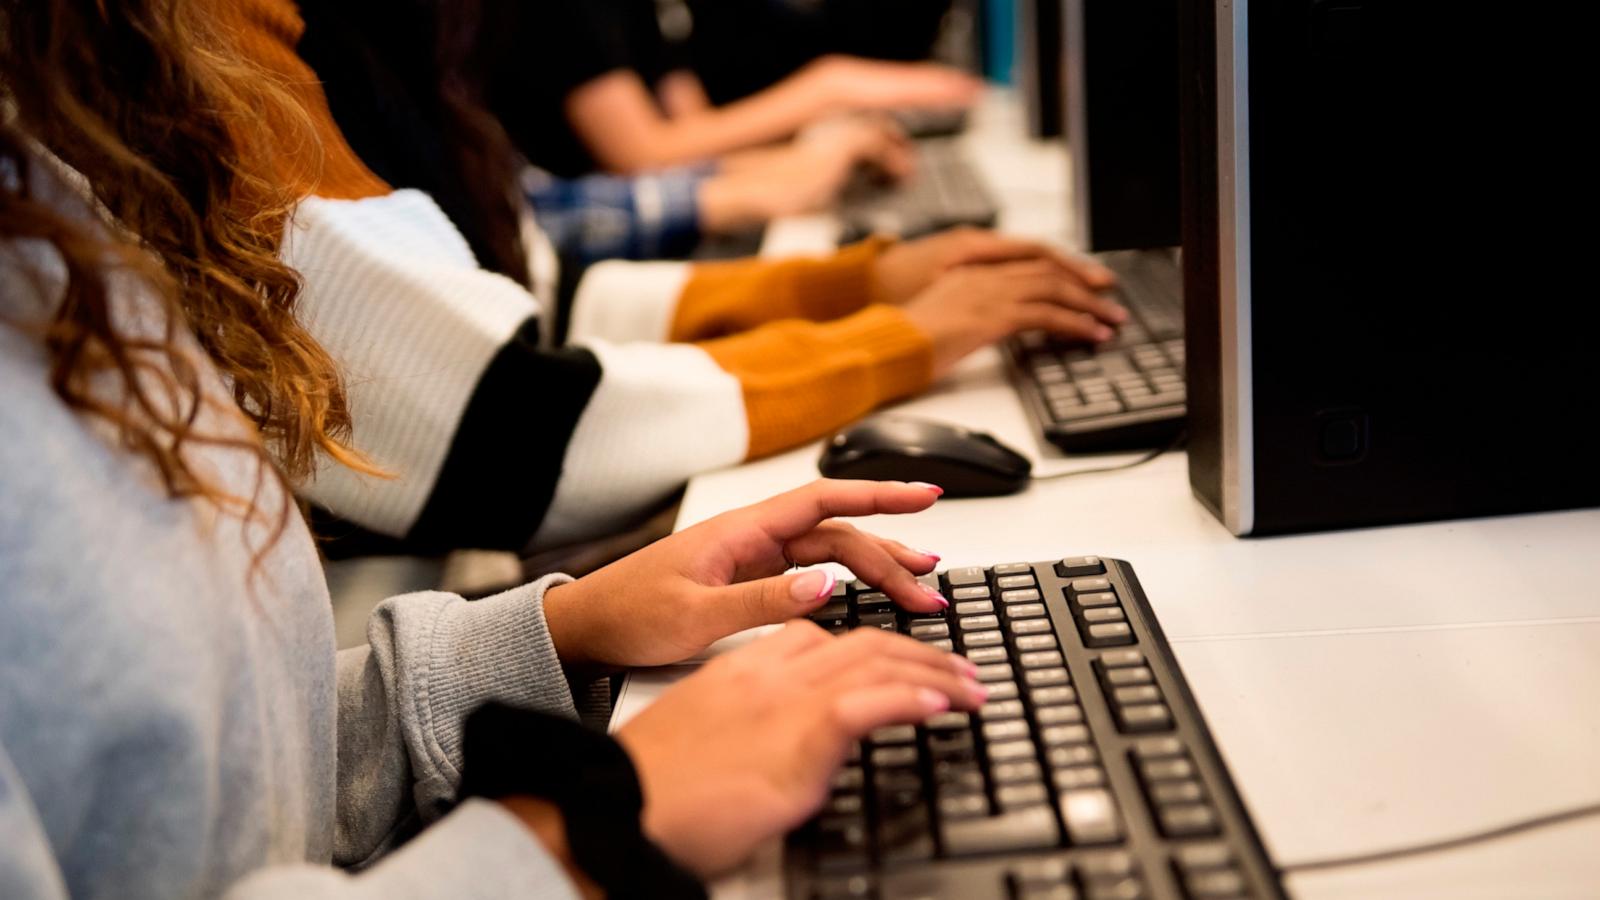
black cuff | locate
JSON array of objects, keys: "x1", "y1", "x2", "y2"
[{"x1": 458, "y1": 703, "x2": 707, "y2": 899}]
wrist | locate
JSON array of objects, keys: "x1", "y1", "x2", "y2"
[
  {"x1": 540, "y1": 581, "x2": 599, "y2": 674},
  {"x1": 698, "y1": 175, "x2": 765, "y2": 234},
  {"x1": 500, "y1": 797, "x2": 604, "y2": 900}
]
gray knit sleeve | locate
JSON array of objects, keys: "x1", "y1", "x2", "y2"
[{"x1": 332, "y1": 574, "x2": 578, "y2": 867}]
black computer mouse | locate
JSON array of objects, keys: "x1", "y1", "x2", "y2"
[{"x1": 818, "y1": 417, "x2": 1033, "y2": 497}]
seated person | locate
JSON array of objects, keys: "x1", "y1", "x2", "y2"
[
  {"x1": 199, "y1": 0, "x2": 1126, "y2": 556},
  {"x1": 0, "y1": 9, "x2": 983, "y2": 892},
  {"x1": 456, "y1": 0, "x2": 982, "y2": 176}
]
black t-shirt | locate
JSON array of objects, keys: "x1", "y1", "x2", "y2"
[{"x1": 483, "y1": 0, "x2": 683, "y2": 177}]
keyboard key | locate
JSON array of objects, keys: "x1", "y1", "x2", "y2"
[
  {"x1": 997, "y1": 782, "x2": 1050, "y2": 809},
  {"x1": 934, "y1": 762, "x2": 985, "y2": 793},
  {"x1": 960, "y1": 614, "x2": 1000, "y2": 631},
  {"x1": 1174, "y1": 843, "x2": 1235, "y2": 870},
  {"x1": 1141, "y1": 758, "x2": 1196, "y2": 782},
  {"x1": 856, "y1": 592, "x2": 893, "y2": 610},
  {"x1": 926, "y1": 638, "x2": 954, "y2": 651},
  {"x1": 1011, "y1": 857, "x2": 1072, "y2": 886},
  {"x1": 1053, "y1": 766, "x2": 1106, "y2": 790},
  {"x1": 871, "y1": 746, "x2": 918, "y2": 768},
  {"x1": 1048, "y1": 745, "x2": 1099, "y2": 768},
  {"x1": 987, "y1": 680, "x2": 1020, "y2": 700},
  {"x1": 1185, "y1": 869, "x2": 1246, "y2": 898},
  {"x1": 1151, "y1": 780, "x2": 1205, "y2": 805},
  {"x1": 955, "y1": 599, "x2": 995, "y2": 616},
  {"x1": 1079, "y1": 851, "x2": 1136, "y2": 879},
  {"x1": 1001, "y1": 588, "x2": 1043, "y2": 603},
  {"x1": 1020, "y1": 649, "x2": 1065, "y2": 668},
  {"x1": 1075, "y1": 591, "x2": 1120, "y2": 608},
  {"x1": 983, "y1": 719, "x2": 1031, "y2": 742},
  {"x1": 1056, "y1": 556, "x2": 1106, "y2": 577},
  {"x1": 1116, "y1": 703, "x2": 1172, "y2": 733},
  {"x1": 964, "y1": 646, "x2": 1008, "y2": 665},
  {"x1": 947, "y1": 567, "x2": 987, "y2": 586},
  {"x1": 1070, "y1": 577, "x2": 1112, "y2": 593},
  {"x1": 1041, "y1": 725, "x2": 1091, "y2": 746},
  {"x1": 1053, "y1": 401, "x2": 1123, "y2": 421},
  {"x1": 909, "y1": 621, "x2": 949, "y2": 639},
  {"x1": 814, "y1": 601, "x2": 850, "y2": 621},
  {"x1": 1084, "y1": 877, "x2": 1145, "y2": 900},
  {"x1": 1008, "y1": 602, "x2": 1048, "y2": 619},
  {"x1": 1159, "y1": 804, "x2": 1220, "y2": 838},
  {"x1": 925, "y1": 711, "x2": 970, "y2": 730},
  {"x1": 816, "y1": 814, "x2": 870, "y2": 872},
  {"x1": 997, "y1": 574, "x2": 1037, "y2": 590},
  {"x1": 1030, "y1": 685, "x2": 1078, "y2": 706},
  {"x1": 1036, "y1": 704, "x2": 1084, "y2": 725},
  {"x1": 1024, "y1": 667, "x2": 1071, "y2": 688},
  {"x1": 1083, "y1": 606, "x2": 1126, "y2": 624},
  {"x1": 877, "y1": 809, "x2": 935, "y2": 864},
  {"x1": 1113, "y1": 685, "x2": 1161, "y2": 705},
  {"x1": 858, "y1": 612, "x2": 897, "y2": 631},
  {"x1": 1105, "y1": 666, "x2": 1154, "y2": 687},
  {"x1": 992, "y1": 759, "x2": 1043, "y2": 784},
  {"x1": 1086, "y1": 622, "x2": 1135, "y2": 647},
  {"x1": 988, "y1": 740, "x2": 1036, "y2": 761},
  {"x1": 938, "y1": 793, "x2": 988, "y2": 819},
  {"x1": 832, "y1": 767, "x2": 864, "y2": 791},
  {"x1": 952, "y1": 586, "x2": 992, "y2": 601},
  {"x1": 869, "y1": 725, "x2": 916, "y2": 745},
  {"x1": 1058, "y1": 788, "x2": 1124, "y2": 845},
  {"x1": 993, "y1": 563, "x2": 1033, "y2": 576},
  {"x1": 1010, "y1": 618, "x2": 1053, "y2": 635},
  {"x1": 927, "y1": 731, "x2": 976, "y2": 761},
  {"x1": 827, "y1": 794, "x2": 864, "y2": 816},
  {"x1": 1016, "y1": 634, "x2": 1060, "y2": 651},
  {"x1": 965, "y1": 630, "x2": 1004, "y2": 648},
  {"x1": 1101, "y1": 649, "x2": 1145, "y2": 668},
  {"x1": 941, "y1": 806, "x2": 1060, "y2": 856},
  {"x1": 981, "y1": 699, "x2": 1026, "y2": 720}
]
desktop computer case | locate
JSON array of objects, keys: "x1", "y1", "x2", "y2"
[{"x1": 1182, "y1": 0, "x2": 1600, "y2": 536}]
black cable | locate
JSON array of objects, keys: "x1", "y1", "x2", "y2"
[
  {"x1": 1278, "y1": 800, "x2": 1600, "y2": 875},
  {"x1": 1029, "y1": 430, "x2": 1187, "y2": 483}
]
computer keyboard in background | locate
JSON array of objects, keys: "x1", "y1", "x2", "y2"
[
  {"x1": 788, "y1": 558, "x2": 1281, "y2": 900},
  {"x1": 1004, "y1": 250, "x2": 1186, "y2": 453},
  {"x1": 838, "y1": 139, "x2": 1000, "y2": 243}
]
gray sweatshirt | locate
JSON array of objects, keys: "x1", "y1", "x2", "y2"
[{"x1": 0, "y1": 152, "x2": 582, "y2": 898}]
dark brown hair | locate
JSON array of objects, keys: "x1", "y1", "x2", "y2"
[{"x1": 0, "y1": 0, "x2": 373, "y2": 547}]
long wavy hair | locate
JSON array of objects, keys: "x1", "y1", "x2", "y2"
[{"x1": 0, "y1": 0, "x2": 373, "y2": 550}]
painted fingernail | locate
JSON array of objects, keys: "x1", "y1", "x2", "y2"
[
  {"x1": 967, "y1": 680, "x2": 990, "y2": 704},
  {"x1": 918, "y1": 687, "x2": 951, "y2": 714},
  {"x1": 908, "y1": 482, "x2": 945, "y2": 496},
  {"x1": 790, "y1": 569, "x2": 835, "y2": 604},
  {"x1": 915, "y1": 548, "x2": 942, "y2": 562},
  {"x1": 1096, "y1": 326, "x2": 1114, "y2": 341},
  {"x1": 922, "y1": 585, "x2": 950, "y2": 608}
]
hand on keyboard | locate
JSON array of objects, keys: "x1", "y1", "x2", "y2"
[
  {"x1": 541, "y1": 480, "x2": 950, "y2": 672},
  {"x1": 900, "y1": 260, "x2": 1128, "y2": 377},
  {"x1": 872, "y1": 226, "x2": 1122, "y2": 307},
  {"x1": 616, "y1": 621, "x2": 989, "y2": 877}
]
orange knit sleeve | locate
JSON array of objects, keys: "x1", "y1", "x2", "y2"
[
  {"x1": 697, "y1": 306, "x2": 934, "y2": 459},
  {"x1": 214, "y1": 0, "x2": 390, "y2": 201},
  {"x1": 669, "y1": 237, "x2": 895, "y2": 341}
]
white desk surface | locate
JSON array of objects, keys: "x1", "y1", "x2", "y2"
[{"x1": 614, "y1": 91, "x2": 1600, "y2": 897}]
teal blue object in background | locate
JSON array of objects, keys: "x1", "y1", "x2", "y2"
[{"x1": 983, "y1": 0, "x2": 1015, "y2": 84}]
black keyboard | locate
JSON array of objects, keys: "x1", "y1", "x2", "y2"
[
  {"x1": 788, "y1": 558, "x2": 1281, "y2": 900},
  {"x1": 839, "y1": 139, "x2": 1000, "y2": 243},
  {"x1": 1004, "y1": 250, "x2": 1186, "y2": 453}
]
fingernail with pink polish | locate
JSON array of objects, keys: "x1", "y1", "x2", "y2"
[
  {"x1": 918, "y1": 688, "x2": 951, "y2": 714},
  {"x1": 968, "y1": 680, "x2": 990, "y2": 704},
  {"x1": 922, "y1": 585, "x2": 949, "y2": 608},
  {"x1": 790, "y1": 569, "x2": 835, "y2": 604},
  {"x1": 908, "y1": 482, "x2": 945, "y2": 496},
  {"x1": 915, "y1": 548, "x2": 942, "y2": 562},
  {"x1": 950, "y1": 655, "x2": 979, "y2": 676}
]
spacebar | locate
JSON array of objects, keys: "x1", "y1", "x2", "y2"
[{"x1": 939, "y1": 807, "x2": 1061, "y2": 856}]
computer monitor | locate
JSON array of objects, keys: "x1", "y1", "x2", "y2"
[
  {"x1": 1181, "y1": 0, "x2": 1600, "y2": 536},
  {"x1": 1063, "y1": 0, "x2": 1182, "y2": 252}
]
